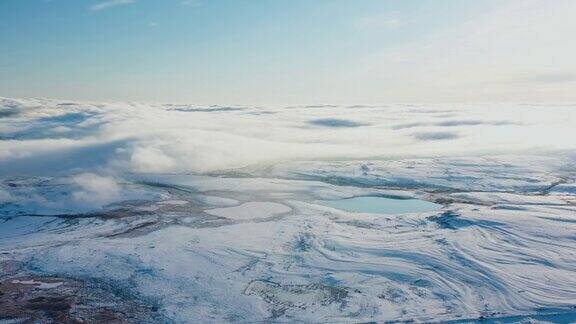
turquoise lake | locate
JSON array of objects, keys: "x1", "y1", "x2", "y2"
[{"x1": 321, "y1": 196, "x2": 441, "y2": 214}]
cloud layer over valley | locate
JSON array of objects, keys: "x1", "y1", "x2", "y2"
[{"x1": 1, "y1": 97, "x2": 575, "y2": 177}]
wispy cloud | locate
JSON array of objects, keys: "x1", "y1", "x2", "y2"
[
  {"x1": 89, "y1": 0, "x2": 136, "y2": 11},
  {"x1": 353, "y1": 15, "x2": 404, "y2": 31},
  {"x1": 342, "y1": 1, "x2": 576, "y2": 103}
]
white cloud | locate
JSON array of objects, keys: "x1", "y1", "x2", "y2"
[
  {"x1": 89, "y1": 0, "x2": 136, "y2": 11},
  {"x1": 130, "y1": 146, "x2": 176, "y2": 172},
  {"x1": 1, "y1": 96, "x2": 575, "y2": 178},
  {"x1": 345, "y1": 0, "x2": 576, "y2": 103},
  {"x1": 0, "y1": 189, "x2": 14, "y2": 203},
  {"x1": 71, "y1": 173, "x2": 120, "y2": 207}
]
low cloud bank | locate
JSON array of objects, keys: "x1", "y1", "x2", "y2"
[
  {"x1": 1, "y1": 98, "x2": 575, "y2": 177},
  {"x1": 0, "y1": 173, "x2": 162, "y2": 215},
  {"x1": 71, "y1": 173, "x2": 120, "y2": 208}
]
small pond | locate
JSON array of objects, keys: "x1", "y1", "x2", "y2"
[{"x1": 321, "y1": 196, "x2": 441, "y2": 214}]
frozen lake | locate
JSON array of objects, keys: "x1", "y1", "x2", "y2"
[{"x1": 321, "y1": 196, "x2": 441, "y2": 214}]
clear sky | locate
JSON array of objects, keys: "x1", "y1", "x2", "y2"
[{"x1": 1, "y1": 0, "x2": 575, "y2": 104}]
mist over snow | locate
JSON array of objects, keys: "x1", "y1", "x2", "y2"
[
  {"x1": 1, "y1": 97, "x2": 575, "y2": 177},
  {"x1": 70, "y1": 173, "x2": 120, "y2": 208}
]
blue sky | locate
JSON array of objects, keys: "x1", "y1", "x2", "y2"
[{"x1": 1, "y1": 0, "x2": 575, "y2": 104}]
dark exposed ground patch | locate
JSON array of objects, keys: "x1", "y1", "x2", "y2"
[
  {"x1": 428, "y1": 211, "x2": 474, "y2": 229},
  {"x1": 0, "y1": 261, "x2": 162, "y2": 323},
  {"x1": 336, "y1": 220, "x2": 379, "y2": 229},
  {"x1": 378, "y1": 286, "x2": 409, "y2": 303},
  {"x1": 428, "y1": 211, "x2": 504, "y2": 230},
  {"x1": 244, "y1": 279, "x2": 349, "y2": 318},
  {"x1": 293, "y1": 232, "x2": 314, "y2": 252}
]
